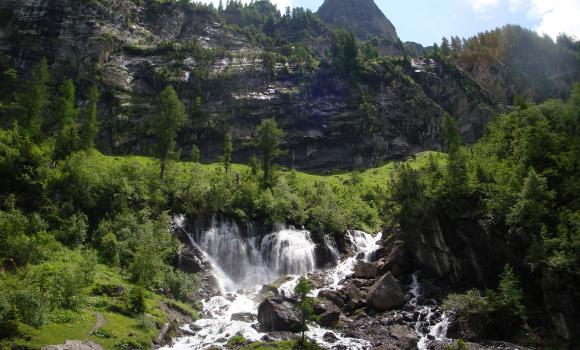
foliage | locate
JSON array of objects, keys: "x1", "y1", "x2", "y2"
[
  {"x1": 443, "y1": 339, "x2": 468, "y2": 350},
  {"x1": 443, "y1": 289, "x2": 488, "y2": 316},
  {"x1": 294, "y1": 277, "x2": 316, "y2": 344},
  {"x1": 330, "y1": 30, "x2": 360, "y2": 81},
  {"x1": 17, "y1": 58, "x2": 50, "y2": 139},
  {"x1": 127, "y1": 288, "x2": 146, "y2": 315},
  {"x1": 227, "y1": 334, "x2": 247, "y2": 347},
  {"x1": 54, "y1": 79, "x2": 79, "y2": 160},
  {"x1": 223, "y1": 132, "x2": 233, "y2": 173},
  {"x1": 80, "y1": 85, "x2": 100, "y2": 150},
  {"x1": 255, "y1": 118, "x2": 285, "y2": 188},
  {"x1": 154, "y1": 85, "x2": 187, "y2": 180},
  {"x1": 0, "y1": 296, "x2": 19, "y2": 339}
]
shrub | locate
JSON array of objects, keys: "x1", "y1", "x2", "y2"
[
  {"x1": 91, "y1": 328, "x2": 116, "y2": 339},
  {"x1": 11, "y1": 289, "x2": 46, "y2": 327},
  {"x1": 127, "y1": 288, "x2": 146, "y2": 315},
  {"x1": 164, "y1": 270, "x2": 201, "y2": 302},
  {"x1": 56, "y1": 212, "x2": 88, "y2": 247},
  {"x1": 135, "y1": 314, "x2": 156, "y2": 331},
  {"x1": 227, "y1": 335, "x2": 246, "y2": 346},
  {"x1": 442, "y1": 289, "x2": 488, "y2": 316},
  {"x1": 0, "y1": 296, "x2": 19, "y2": 339},
  {"x1": 443, "y1": 339, "x2": 468, "y2": 350}
]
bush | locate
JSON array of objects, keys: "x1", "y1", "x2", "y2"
[
  {"x1": 24, "y1": 250, "x2": 97, "y2": 311},
  {"x1": 11, "y1": 289, "x2": 46, "y2": 327},
  {"x1": 135, "y1": 314, "x2": 156, "y2": 331},
  {"x1": 91, "y1": 328, "x2": 116, "y2": 339},
  {"x1": 0, "y1": 296, "x2": 19, "y2": 339},
  {"x1": 164, "y1": 270, "x2": 201, "y2": 302},
  {"x1": 443, "y1": 339, "x2": 468, "y2": 350},
  {"x1": 442, "y1": 289, "x2": 488, "y2": 316},
  {"x1": 127, "y1": 288, "x2": 146, "y2": 315},
  {"x1": 227, "y1": 334, "x2": 246, "y2": 346},
  {"x1": 56, "y1": 212, "x2": 88, "y2": 247}
]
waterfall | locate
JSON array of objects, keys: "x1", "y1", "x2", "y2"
[
  {"x1": 179, "y1": 215, "x2": 316, "y2": 291},
  {"x1": 323, "y1": 234, "x2": 340, "y2": 263},
  {"x1": 312, "y1": 230, "x2": 382, "y2": 295},
  {"x1": 409, "y1": 272, "x2": 452, "y2": 350},
  {"x1": 261, "y1": 229, "x2": 316, "y2": 276},
  {"x1": 345, "y1": 230, "x2": 383, "y2": 261}
]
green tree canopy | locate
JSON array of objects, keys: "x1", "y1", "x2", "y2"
[
  {"x1": 255, "y1": 118, "x2": 284, "y2": 188},
  {"x1": 54, "y1": 79, "x2": 79, "y2": 160},
  {"x1": 223, "y1": 132, "x2": 233, "y2": 173},
  {"x1": 80, "y1": 85, "x2": 100, "y2": 151},
  {"x1": 19, "y1": 58, "x2": 50, "y2": 139},
  {"x1": 155, "y1": 85, "x2": 186, "y2": 180}
]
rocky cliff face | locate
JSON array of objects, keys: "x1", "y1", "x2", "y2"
[
  {"x1": 0, "y1": 0, "x2": 501, "y2": 170},
  {"x1": 317, "y1": 0, "x2": 402, "y2": 54}
]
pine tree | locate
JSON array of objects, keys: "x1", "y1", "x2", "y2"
[
  {"x1": 155, "y1": 85, "x2": 186, "y2": 180},
  {"x1": 294, "y1": 277, "x2": 315, "y2": 347},
  {"x1": 255, "y1": 118, "x2": 284, "y2": 188},
  {"x1": 441, "y1": 37, "x2": 451, "y2": 56},
  {"x1": 54, "y1": 79, "x2": 79, "y2": 160},
  {"x1": 191, "y1": 145, "x2": 201, "y2": 163},
  {"x1": 507, "y1": 168, "x2": 554, "y2": 236},
  {"x1": 451, "y1": 36, "x2": 462, "y2": 55},
  {"x1": 442, "y1": 113, "x2": 461, "y2": 154},
  {"x1": 223, "y1": 132, "x2": 233, "y2": 173},
  {"x1": 19, "y1": 58, "x2": 50, "y2": 138},
  {"x1": 80, "y1": 85, "x2": 100, "y2": 150}
]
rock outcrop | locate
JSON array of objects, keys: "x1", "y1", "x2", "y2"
[
  {"x1": 0, "y1": 0, "x2": 502, "y2": 171},
  {"x1": 258, "y1": 297, "x2": 302, "y2": 333},
  {"x1": 313, "y1": 299, "x2": 341, "y2": 327},
  {"x1": 43, "y1": 341, "x2": 103, "y2": 350},
  {"x1": 354, "y1": 260, "x2": 378, "y2": 279},
  {"x1": 317, "y1": 0, "x2": 402, "y2": 54},
  {"x1": 367, "y1": 272, "x2": 405, "y2": 311}
]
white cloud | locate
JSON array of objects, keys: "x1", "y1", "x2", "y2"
[
  {"x1": 464, "y1": 0, "x2": 500, "y2": 12},
  {"x1": 464, "y1": 0, "x2": 579, "y2": 39},
  {"x1": 529, "y1": 0, "x2": 580, "y2": 40},
  {"x1": 508, "y1": 0, "x2": 525, "y2": 13},
  {"x1": 202, "y1": 0, "x2": 294, "y2": 11}
]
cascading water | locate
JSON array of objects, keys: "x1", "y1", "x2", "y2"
[
  {"x1": 312, "y1": 230, "x2": 383, "y2": 294},
  {"x1": 183, "y1": 216, "x2": 316, "y2": 291},
  {"x1": 408, "y1": 273, "x2": 452, "y2": 350},
  {"x1": 166, "y1": 216, "x2": 379, "y2": 350}
]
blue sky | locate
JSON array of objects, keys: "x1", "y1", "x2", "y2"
[{"x1": 206, "y1": 0, "x2": 580, "y2": 46}]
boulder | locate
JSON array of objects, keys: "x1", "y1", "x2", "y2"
[
  {"x1": 314, "y1": 300, "x2": 341, "y2": 327},
  {"x1": 367, "y1": 272, "x2": 405, "y2": 311},
  {"x1": 354, "y1": 261, "x2": 378, "y2": 279},
  {"x1": 389, "y1": 324, "x2": 418, "y2": 349},
  {"x1": 43, "y1": 341, "x2": 103, "y2": 350},
  {"x1": 343, "y1": 283, "x2": 364, "y2": 302},
  {"x1": 231, "y1": 312, "x2": 257, "y2": 323},
  {"x1": 178, "y1": 246, "x2": 204, "y2": 274},
  {"x1": 323, "y1": 332, "x2": 339, "y2": 343},
  {"x1": 373, "y1": 345, "x2": 401, "y2": 350},
  {"x1": 258, "y1": 297, "x2": 302, "y2": 332},
  {"x1": 265, "y1": 331, "x2": 298, "y2": 341},
  {"x1": 319, "y1": 290, "x2": 345, "y2": 308},
  {"x1": 179, "y1": 246, "x2": 205, "y2": 273}
]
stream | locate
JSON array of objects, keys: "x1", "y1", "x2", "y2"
[{"x1": 164, "y1": 216, "x2": 450, "y2": 350}]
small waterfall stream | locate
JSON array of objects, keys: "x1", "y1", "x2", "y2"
[
  {"x1": 168, "y1": 217, "x2": 451, "y2": 349},
  {"x1": 167, "y1": 216, "x2": 374, "y2": 350},
  {"x1": 409, "y1": 273, "x2": 452, "y2": 350}
]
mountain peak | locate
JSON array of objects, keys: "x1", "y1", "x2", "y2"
[{"x1": 317, "y1": 0, "x2": 400, "y2": 43}]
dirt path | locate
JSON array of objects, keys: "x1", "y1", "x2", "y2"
[{"x1": 88, "y1": 313, "x2": 106, "y2": 336}]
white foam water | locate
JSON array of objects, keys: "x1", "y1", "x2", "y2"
[
  {"x1": 165, "y1": 216, "x2": 378, "y2": 350},
  {"x1": 409, "y1": 273, "x2": 452, "y2": 350}
]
